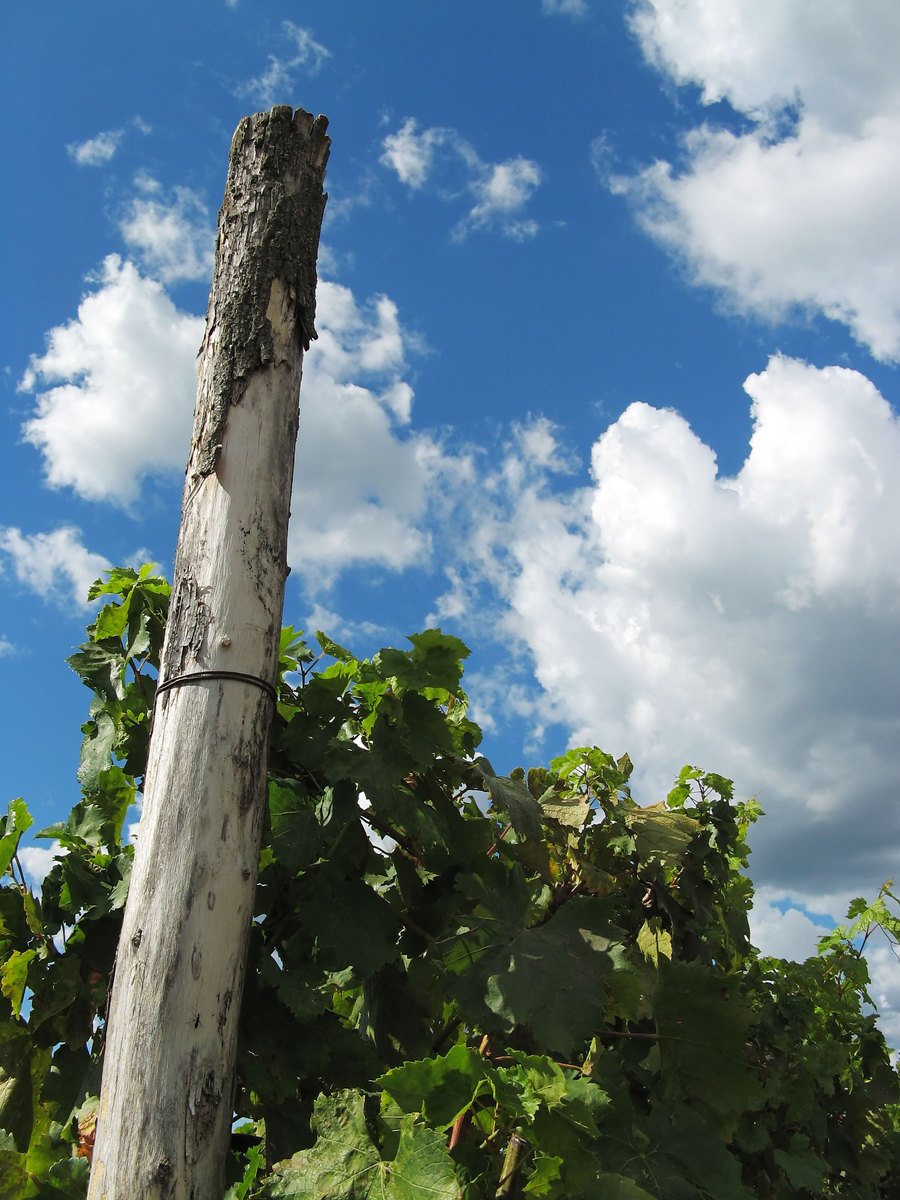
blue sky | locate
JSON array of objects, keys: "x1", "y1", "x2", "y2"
[{"x1": 3, "y1": 1, "x2": 900, "y2": 1027}]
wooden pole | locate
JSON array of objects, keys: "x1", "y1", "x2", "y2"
[{"x1": 88, "y1": 106, "x2": 329, "y2": 1199}]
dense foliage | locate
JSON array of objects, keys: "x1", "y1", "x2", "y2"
[{"x1": 1, "y1": 566, "x2": 899, "y2": 1197}]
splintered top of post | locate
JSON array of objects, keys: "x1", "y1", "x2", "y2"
[
  {"x1": 193, "y1": 106, "x2": 330, "y2": 478},
  {"x1": 217, "y1": 105, "x2": 330, "y2": 352}
]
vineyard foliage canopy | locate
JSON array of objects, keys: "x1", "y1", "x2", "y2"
[{"x1": 1, "y1": 565, "x2": 899, "y2": 1197}]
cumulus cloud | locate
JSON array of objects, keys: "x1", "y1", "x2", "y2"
[
  {"x1": 381, "y1": 118, "x2": 542, "y2": 240},
  {"x1": 380, "y1": 120, "x2": 454, "y2": 190},
  {"x1": 290, "y1": 280, "x2": 472, "y2": 577},
  {"x1": 238, "y1": 22, "x2": 330, "y2": 107},
  {"x1": 18, "y1": 249, "x2": 469, "y2": 578},
  {"x1": 20, "y1": 255, "x2": 203, "y2": 505},
  {"x1": 749, "y1": 890, "x2": 832, "y2": 962},
  {"x1": 616, "y1": 0, "x2": 900, "y2": 359},
  {"x1": 441, "y1": 355, "x2": 900, "y2": 915},
  {"x1": 0, "y1": 637, "x2": 15, "y2": 658},
  {"x1": 67, "y1": 129, "x2": 123, "y2": 166},
  {"x1": 119, "y1": 178, "x2": 214, "y2": 284},
  {"x1": 0, "y1": 527, "x2": 111, "y2": 608},
  {"x1": 17, "y1": 842, "x2": 65, "y2": 888},
  {"x1": 466, "y1": 159, "x2": 543, "y2": 239}
]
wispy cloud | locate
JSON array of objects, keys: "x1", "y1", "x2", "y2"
[
  {"x1": 67, "y1": 129, "x2": 123, "y2": 166},
  {"x1": 380, "y1": 118, "x2": 543, "y2": 240},
  {"x1": 66, "y1": 117, "x2": 151, "y2": 167},
  {"x1": 466, "y1": 159, "x2": 542, "y2": 240},
  {"x1": 542, "y1": 0, "x2": 588, "y2": 18},
  {"x1": 237, "y1": 22, "x2": 331, "y2": 107}
]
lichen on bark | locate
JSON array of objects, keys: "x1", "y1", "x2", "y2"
[{"x1": 192, "y1": 106, "x2": 330, "y2": 479}]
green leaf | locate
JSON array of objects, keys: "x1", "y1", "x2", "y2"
[
  {"x1": 523, "y1": 1155, "x2": 565, "y2": 1198},
  {"x1": 625, "y1": 805, "x2": 697, "y2": 867},
  {"x1": 643, "y1": 1104, "x2": 753, "y2": 1199},
  {"x1": 539, "y1": 789, "x2": 591, "y2": 829},
  {"x1": 592, "y1": 1177, "x2": 656, "y2": 1200},
  {"x1": 316, "y1": 632, "x2": 358, "y2": 665},
  {"x1": 477, "y1": 763, "x2": 543, "y2": 841},
  {"x1": 294, "y1": 878, "x2": 400, "y2": 984},
  {"x1": 773, "y1": 1135, "x2": 828, "y2": 1192},
  {"x1": 67, "y1": 640, "x2": 126, "y2": 702},
  {"x1": 496, "y1": 1052, "x2": 568, "y2": 1111},
  {"x1": 376, "y1": 630, "x2": 470, "y2": 696},
  {"x1": 0, "y1": 1129, "x2": 27, "y2": 1199},
  {"x1": 261, "y1": 1090, "x2": 382, "y2": 1199},
  {"x1": 385, "y1": 1115, "x2": 461, "y2": 1200},
  {"x1": 0, "y1": 798, "x2": 33, "y2": 877},
  {"x1": 376, "y1": 1044, "x2": 488, "y2": 1129},
  {"x1": 29, "y1": 1152, "x2": 91, "y2": 1195},
  {"x1": 0, "y1": 949, "x2": 35, "y2": 1018},
  {"x1": 653, "y1": 960, "x2": 761, "y2": 1129},
  {"x1": 481, "y1": 897, "x2": 631, "y2": 1054},
  {"x1": 0, "y1": 1024, "x2": 33, "y2": 1151},
  {"x1": 637, "y1": 919, "x2": 672, "y2": 966},
  {"x1": 268, "y1": 781, "x2": 323, "y2": 874},
  {"x1": 75, "y1": 707, "x2": 117, "y2": 792},
  {"x1": 87, "y1": 564, "x2": 141, "y2": 602}
]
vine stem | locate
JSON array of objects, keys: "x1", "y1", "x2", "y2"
[{"x1": 495, "y1": 1134, "x2": 528, "y2": 1198}]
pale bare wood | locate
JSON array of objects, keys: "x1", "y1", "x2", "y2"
[{"x1": 88, "y1": 106, "x2": 329, "y2": 1200}]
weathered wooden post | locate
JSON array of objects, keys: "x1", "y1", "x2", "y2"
[{"x1": 88, "y1": 106, "x2": 329, "y2": 1199}]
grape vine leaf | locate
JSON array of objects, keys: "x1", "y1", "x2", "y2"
[
  {"x1": 376, "y1": 1044, "x2": 488, "y2": 1129},
  {"x1": 482, "y1": 898, "x2": 631, "y2": 1054}
]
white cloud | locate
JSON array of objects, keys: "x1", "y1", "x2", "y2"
[
  {"x1": 0, "y1": 527, "x2": 111, "y2": 608},
  {"x1": 381, "y1": 119, "x2": 543, "y2": 240},
  {"x1": 238, "y1": 22, "x2": 330, "y2": 107},
  {"x1": 542, "y1": 0, "x2": 588, "y2": 18},
  {"x1": 443, "y1": 355, "x2": 900, "y2": 913},
  {"x1": 67, "y1": 129, "x2": 123, "y2": 166},
  {"x1": 463, "y1": 159, "x2": 543, "y2": 239},
  {"x1": 17, "y1": 842, "x2": 65, "y2": 888},
  {"x1": 18, "y1": 249, "x2": 470, "y2": 579},
  {"x1": 628, "y1": 0, "x2": 900, "y2": 128},
  {"x1": 290, "y1": 280, "x2": 472, "y2": 578},
  {"x1": 617, "y1": 0, "x2": 900, "y2": 360},
  {"x1": 0, "y1": 637, "x2": 15, "y2": 658},
  {"x1": 380, "y1": 119, "x2": 452, "y2": 190},
  {"x1": 119, "y1": 179, "x2": 214, "y2": 284},
  {"x1": 20, "y1": 255, "x2": 203, "y2": 505},
  {"x1": 749, "y1": 889, "x2": 832, "y2": 961}
]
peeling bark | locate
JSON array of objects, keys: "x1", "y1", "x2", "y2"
[{"x1": 88, "y1": 107, "x2": 329, "y2": 1200}]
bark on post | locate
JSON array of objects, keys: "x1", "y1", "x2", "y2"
[{"x1": 88, "y1": 106, "x2": 329, "y2": 1200}]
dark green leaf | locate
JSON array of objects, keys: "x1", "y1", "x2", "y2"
[
  {"x1": 654, "y1": 960, "x2": 761, "y2": 1128},
  {"x1": 268, "y1": 781, "x2": 323, "y2": 874},
  {"x1": 481, "y1": 898, "x2": 630, "y2": 1054},
  {"x1": 477, "y1": 763, "x2": 543, "y2": 841}
]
